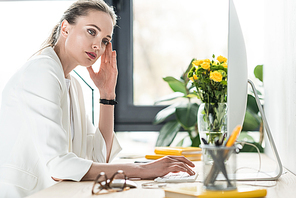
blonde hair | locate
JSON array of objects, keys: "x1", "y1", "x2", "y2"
[{"x1": 43, "y1": 0, "x2": 117, "y2": 48}]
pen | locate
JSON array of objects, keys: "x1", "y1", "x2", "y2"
[
  {"x1": 225, "y1": 125, "x2": 242, "y2": 147},
  {"x1": 209, "y1": 125, "x2": 242, "y2": 183},
  {"x1": 204, "y1": 125, "x2": 242, "y2": 185}
]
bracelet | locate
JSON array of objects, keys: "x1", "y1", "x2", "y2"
[{"x1": 100, "y1": 99, "x2": 118, "y2": 105}]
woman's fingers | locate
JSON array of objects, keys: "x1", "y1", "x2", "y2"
[
  {"x1": 101, "y1": 42, "x2": 116, "y2": 67},
  {"x1": 101, "y1": 47, "x2": 106, "y2": 64},
  {"x1": 168, "y1": 161, "x2": 195, "y2": 175},
  {"x1": 159, "y1": 155, "x2": 195, "y2": 167},
  {"x1": 112, "y1": 50, "x2": 117, "y2": 69},
  {"x1": 139, "y1": 155, "x2": 197, "y2": 179},
  {"x1": 105, "y1": 42, "x2": 112, "y2": 63},
  {"x1": 167, "y1": 164, "x2": 194, "y2": 175},
  {"x1": 164, "y1": 156, "x2": 195, "y2": 175}
]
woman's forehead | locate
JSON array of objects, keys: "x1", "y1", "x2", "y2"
[{"x1": 76, "y1": 10, "x2": 114, "y2": 33}]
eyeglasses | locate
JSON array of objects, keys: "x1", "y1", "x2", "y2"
[{"x1": 92, "y1": 170, "x2": 130, "y2": 195}]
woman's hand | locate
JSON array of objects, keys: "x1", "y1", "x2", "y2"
[
  {"x1": 139, "y1": 156, "x2": 195, "y2": 179},
  {"x1": 87, "y1": 42, "x2": 117, "y2": 99}
]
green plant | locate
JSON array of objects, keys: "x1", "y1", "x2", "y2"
[
  {"x1": 239, "y1": 64, "x2": 264, "y2": 152},
  {"x1": 153, "y1": 62, "x2": 264, "y2": 151},
  {"x1": 153, "y1": 60, "x2": 201, "y2": 147}
]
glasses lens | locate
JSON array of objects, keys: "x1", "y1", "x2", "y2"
[
  {"x1": 92, "y1": 174, "x2": 108, "y2": 195},
  {"x1": 109, "y1": 171, "x2": 127, "y2": 191}
]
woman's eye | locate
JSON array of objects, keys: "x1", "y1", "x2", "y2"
[
  {"x1": 87, "y1": 29, "x2": 96, "y2": 36},
  {"x1": 103, "y1": 40, "x2": 109, "y2": 46}
]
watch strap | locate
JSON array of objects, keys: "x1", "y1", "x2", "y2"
[{"x1": 100, "y1": 99, "x2": 118, "y2": 105}]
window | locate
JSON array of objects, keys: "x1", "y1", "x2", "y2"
[{"x1": 113, "y1": 0, "x2": 264, "y2": 131}]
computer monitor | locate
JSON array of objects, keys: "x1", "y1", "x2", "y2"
[
  {"x1": 227, "y1": 0, "x2": 248, "y2": 136},
  {"x1": 227, "y1": 0, "x2": 282, "y2": 181}
]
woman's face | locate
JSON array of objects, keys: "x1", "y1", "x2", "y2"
[{"x1": 64, "y1": 10, "x2": 114, "y2": 67}]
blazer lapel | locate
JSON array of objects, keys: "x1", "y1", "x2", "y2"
[{"x1": 68, "y1": 77, "x2": 83, "y2": 157}]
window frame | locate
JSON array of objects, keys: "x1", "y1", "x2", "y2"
[{"x1": 113, "y1": 0, "x2": 167, "y2": 131}]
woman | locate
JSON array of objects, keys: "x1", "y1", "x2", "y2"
[{"x1": 0, "y1": 0, "x2": 195, "y2": 197}]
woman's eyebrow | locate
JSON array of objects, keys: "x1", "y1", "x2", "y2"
[{"x1": 88, "y1": 24, "x2": 112, "y2": 39}]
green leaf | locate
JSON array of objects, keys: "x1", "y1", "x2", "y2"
[
  {"x1": 153, "y1": 106, "x2": 175, "y2": 125},
  {"x1": 175, "y1": 103, "x2": 199, "y2": 129},
  {"x1": 182, "y1": 58, "x2": 196, "y2": 80},
  {"x1": 163, "y1": 76, "x2": 187, "y2": 94},
  {"x1": 191, "y1": 133, "x2": 201, "y2": 147},
  {"x1": 239, "y1": 142, "x2": 264, "y2": 153},
  {"x1": 254, "y1": 65, "x2": 263, "y2": 82},
  {"x1": 186, "y1": 93, "x2": 198, "y2": 98},
  {"x1": 155, "y1": 120, "x2": 181, "y2": 146},
  {"x1": 242, "y1": 109, "x2": 261, "y2": 131},
  {"x1": 247, "y1": 94, "x2": 259, "y2": 114},
  {"x1": 153, "y1": 102, "x2": 183, "y2": 125},
  {"x1": 154, "y1": 92, "x2": 185, "y2": 104},
  {"x1": 176, "y1": 137, "x2": 186, "y2": 146},
  {"x1": 237, "y1": 132, "x2": 255, "y2": 142}
]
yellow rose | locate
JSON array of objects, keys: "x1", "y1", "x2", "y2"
[
  {"x1": 217, "y1": 55, "x2": 227, "y2": 63},
  {"x1": 192, "y1": 60, "x2": 203, "y2": 67},
  {"x1": 222, "y1": 62, "x2": 227, "y2": 68},
  {"x1": 192, "y1": 60, "x2": 200, "y2": 66},
  {"x1": 210, "y1": 71, "x2": 223, "y2": 82},
  {"x1": 189, "y1": 74, "x2": 198, "y2": 81},
  {"x1": 203, "y1": 59, "x2": 211, "y2": 63},
  {"x1": 201, "y1": 62, "x2": 210, "y2": 70}
]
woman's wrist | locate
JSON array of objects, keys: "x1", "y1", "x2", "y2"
[{"x1": 99, "y1": 92, "x2": 116, "y2": 100}]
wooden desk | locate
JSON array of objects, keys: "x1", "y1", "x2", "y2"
[{"x1": 28, "y1": 153, "x2": 296, "y2": 198}]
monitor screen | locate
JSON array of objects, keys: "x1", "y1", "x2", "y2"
[
  {"x1": 227, "y1": 0, "x2": 282, "y2": 181},
  {"x1": 227, "y1": 0, "x2": 248, "y2": 135}
]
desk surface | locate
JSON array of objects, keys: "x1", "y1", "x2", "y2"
[{"x1": 28, "y1": 153, "x2": 296, "y2": 198}]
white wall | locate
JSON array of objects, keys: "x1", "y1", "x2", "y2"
[{"x1": 264, "y1": 0, "x2": 296, "y2": 174}]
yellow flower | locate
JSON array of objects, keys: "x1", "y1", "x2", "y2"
[
  {"x1": 192, "y1": 59, "x2": 203, "y2": 66},
  {"x1": 189, "y1": 74, "x2": 198, "y2": 82},
  {"x1": 201, "y1": 62, "x2": 210, "y2": 70},
  {"x1": 203, "y1": 59, "x2": 211, "y2": 63},
  {"x1": 217, "y1": 55, "x2": 227, "y2": 63},
  {"x1": 222, "y1": 62, "x2": 227, "y2": 68},
  {"x1": 210, "y1": 71, "x2": 223, "y2": 82}
]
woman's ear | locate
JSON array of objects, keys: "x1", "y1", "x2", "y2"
[{"x1": 60, "y1": 19, "x2": 70, "y2": 38}]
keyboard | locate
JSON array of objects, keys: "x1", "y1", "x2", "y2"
[{"x1": 154, "y1": 172, "x2": 198, "y2": 183}]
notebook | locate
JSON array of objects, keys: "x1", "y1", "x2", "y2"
[{"x1": 164, "y1": 184, "x2": 267, "y2": 198}]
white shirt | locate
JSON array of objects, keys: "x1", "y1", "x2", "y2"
[
  {"x1": 0, "y1": 47, "x2": 122, "y2": 197},
  {"x1": 65, "y1": 78, "x2": 75, "y2": 140}
]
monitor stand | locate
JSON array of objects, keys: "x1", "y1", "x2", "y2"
[{"x1": 235, "y1": 80, "x2": 283, "y2": 181}]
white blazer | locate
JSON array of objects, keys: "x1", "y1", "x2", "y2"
[{"x1": 0, "y1": 47, "x2": 122, "y2": 197}]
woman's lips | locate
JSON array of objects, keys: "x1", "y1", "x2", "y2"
[{"x1": 86, "y1": 52, "x2": 97, "y2": 60}]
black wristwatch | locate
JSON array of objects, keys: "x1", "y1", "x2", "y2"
[{"x1": 99, "y1": 99, "x2": 118, "y2": 105}]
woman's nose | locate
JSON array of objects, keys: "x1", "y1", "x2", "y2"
[{"x1": 92, "y1": 42, "x2": 101, "y2": 50}]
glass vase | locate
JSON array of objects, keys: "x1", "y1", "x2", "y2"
[{"x1": 198, "y1": 103, "x2": 227, "y2": 145}]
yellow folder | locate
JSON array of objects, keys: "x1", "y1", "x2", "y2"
[
  {"x1": 154, "y1": 147, "x2": 202, "y2": 155},
  {"x1": 145, "y1": 154, "x2": 201, "y2": 161}
]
